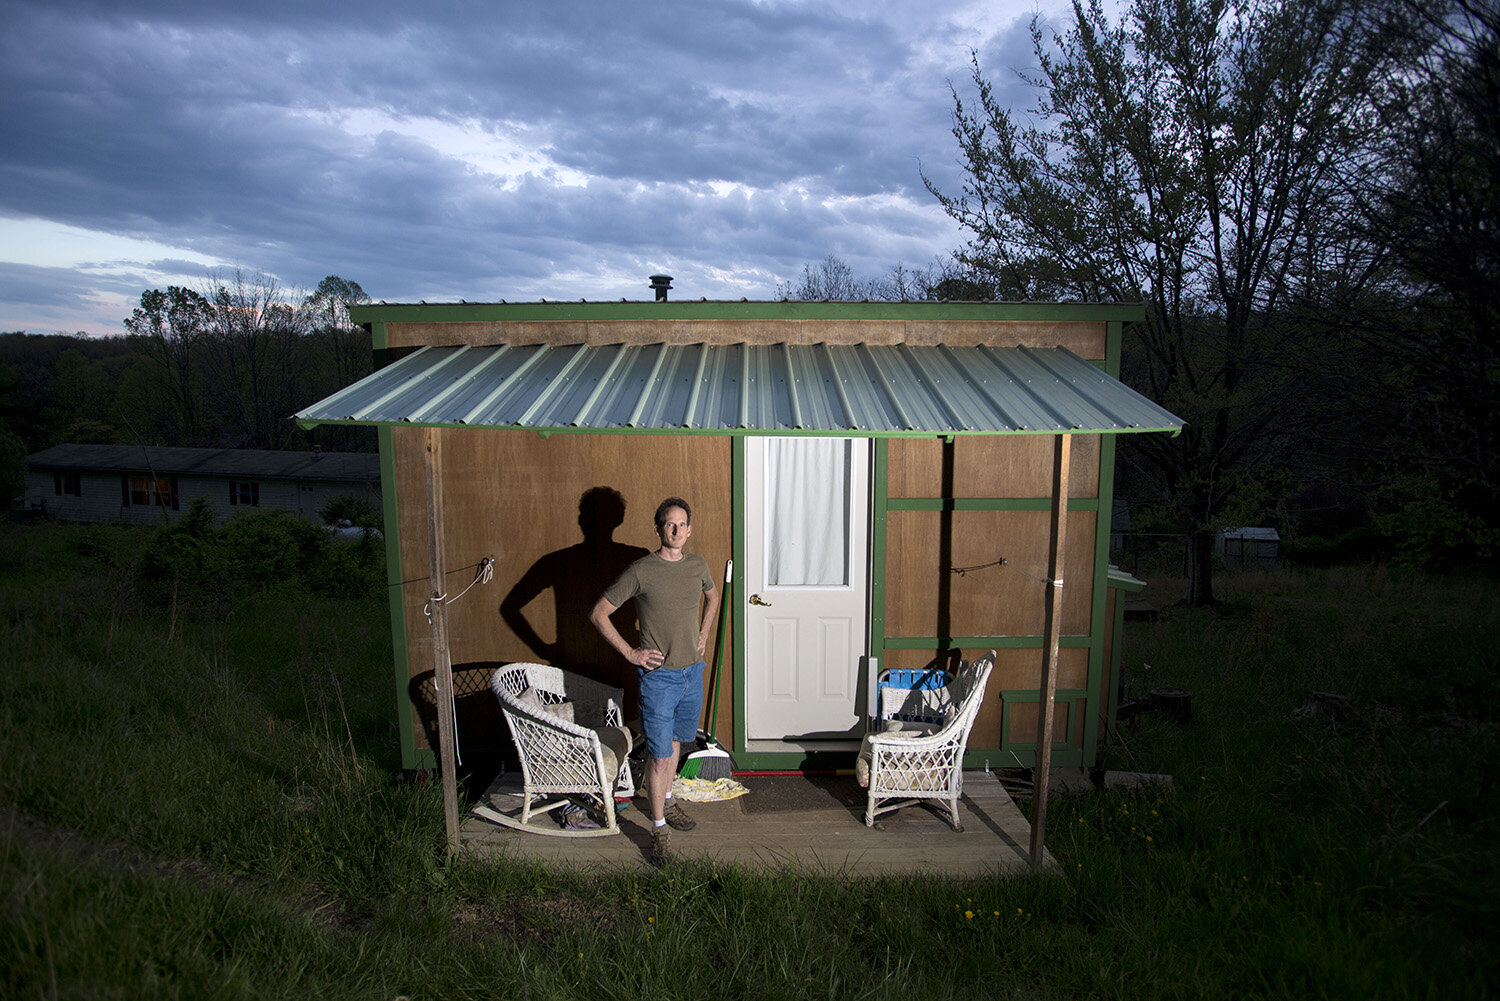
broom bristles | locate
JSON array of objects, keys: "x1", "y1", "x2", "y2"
[{"x1": 680, "y1": 741, "x2": 735, "y2": 780}]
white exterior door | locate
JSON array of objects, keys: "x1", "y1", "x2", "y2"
[{"x1": 743, "y1": 437, "x2": 871, "y2": 743}]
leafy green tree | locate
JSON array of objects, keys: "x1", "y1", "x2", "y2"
[
  {"x1": 124, "y1": 286, "x2": 213, "y2": 444},
  {"x1": 302, "y1": 276, "x2": 374, "y2": 452},
  {"x1": 926, "y1": 0, "x2": 1402, "y2": 602},
  {"x1": 305, "y1": 275, "x2": 369, "y2": 331},
  {"x1": 1350, "y1": 0, "x2": 1500, "y2": 564},
  {"x1": 40, "y1": 349, "x2": 117, "y2": 446},
  {"x1": 0, "y1": 424, "x2": 25, "y2": 509}
]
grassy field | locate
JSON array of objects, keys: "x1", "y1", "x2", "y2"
[{"x1": 1, "y1": 520, "x2": 1495, "y2": 1000}]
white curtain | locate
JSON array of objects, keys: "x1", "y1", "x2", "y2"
[{"x1": 765, "y1": 437, "x2": 849, "y2": 586}]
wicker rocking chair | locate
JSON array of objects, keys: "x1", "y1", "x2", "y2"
[
  {"x1": 473, "y1": 663, "x2": 634, "y2": 838},
  {"x1": 861, "y1": 651, "x2": 995, "y2": 832}
]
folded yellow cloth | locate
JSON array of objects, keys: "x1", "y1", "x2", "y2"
[{"x1": 669, "y1": 776, "x2": 750, "y2": 802}]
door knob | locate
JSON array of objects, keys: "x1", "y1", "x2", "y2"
[{"x1": 748, "y1": 593, "x2": 773, "y2": 606}]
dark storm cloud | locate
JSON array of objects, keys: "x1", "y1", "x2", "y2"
[{"x1": 0, "y1": 0, "x2": 1046, "y2": 334}]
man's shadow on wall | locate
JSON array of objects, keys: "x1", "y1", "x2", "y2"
[
  {"x1": 413, "y1": 488, "x2": 648, "y2": 788},
  {"x1": 498, "y1": 486, "x2": 649, "y2": 714}
]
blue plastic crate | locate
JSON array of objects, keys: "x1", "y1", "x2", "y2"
[{"x1": 876, "y1": 667, "x2": 953, "y2": 726}]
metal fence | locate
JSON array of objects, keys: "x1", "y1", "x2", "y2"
[{"x1": 1110, "y1": 532, "x2": 1190, "y2": 577}]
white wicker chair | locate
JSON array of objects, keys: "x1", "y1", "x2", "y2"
[
  {"x1": 862, "y1": 651, "x2": 995, "y2": 832},
  {"x1": 473, "y1": 663, "x2": 635, "y2": 838}
]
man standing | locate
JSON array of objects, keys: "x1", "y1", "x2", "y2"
[{"x1": 589, "y1": 497, "x2": 719, "y2": 865}]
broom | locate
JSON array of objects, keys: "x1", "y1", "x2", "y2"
[{"x1": 680, "y1": 559, "x2": 735, "y2": 781}]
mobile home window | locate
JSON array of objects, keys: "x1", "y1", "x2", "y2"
[
  {"x1": 230, "y1": 481, "x2": 260, "y2": 506},
  {"x1": 124, "y1": 475, "x2": 178, "y2": 510},
  {"x1": 53, "y1": 472, "x2": 81, "y2": 496}
]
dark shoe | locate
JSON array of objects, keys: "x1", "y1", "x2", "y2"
[
  {"x1": 663, "y1": 799, "x2": 696, "y2": 831},
  {"x1": 649, "y1": 825, "x2": 671, "y2": 866}
]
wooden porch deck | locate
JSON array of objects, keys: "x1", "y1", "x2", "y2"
[{"x1": 461, "y1": 770, "x2": 1054, "y2": 878}]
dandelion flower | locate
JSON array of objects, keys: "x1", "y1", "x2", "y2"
[{"x1": 965, "y1": 911, "x2": 975, "y2": 920}]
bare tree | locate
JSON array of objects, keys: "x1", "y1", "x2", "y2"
[
  {"x1": 200, "y1": 269, "x2": 310, "y2": 450},
  {"x1": 776, "y1": 255, "x2": 879, "y2": 300}
]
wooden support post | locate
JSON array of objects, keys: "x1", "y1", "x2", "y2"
[
  {"x1": 1029, "y1": 433, "x2": 1071, "y2": 867},
  {"x1": 423, "y1": 427, "x2": 461, "y2": 857}
]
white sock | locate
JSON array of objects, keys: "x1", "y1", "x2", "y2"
[{"x1": 654, "y1": 818, "x2": 666, "y2": 828}]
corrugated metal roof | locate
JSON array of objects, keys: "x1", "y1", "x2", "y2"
[
  {"x1": 295, "y1": 342, "x2": 1183, "y2": 436},
  {"x1": 26, "y1": 444, "x2": 379, "y2": 482}
]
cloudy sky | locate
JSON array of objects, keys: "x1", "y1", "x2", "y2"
[{"x1": 1, "y1": 0, "x2": 1058, "y2": 337}]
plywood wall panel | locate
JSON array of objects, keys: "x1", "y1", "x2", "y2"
[
  {"x1": 887, "y1": 436, "x2": 1100, "y2": 499},
  {"x1": 394, "y1": 427, "x2": 733, "y2": 749},
  {"x1": 883, "y1": 510, "x2": 1097, "y2": 639}
]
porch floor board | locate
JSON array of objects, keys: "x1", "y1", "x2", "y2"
[{"x1": 461, "y1": 770, "x2": 1054, "y2": 877}]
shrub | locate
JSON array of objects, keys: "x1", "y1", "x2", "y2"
[
  {"x1": 319, "y1": 493, "x2": 381, "y2": 530},
  {"x1": 133, "y1": 504, "x2": 384, "y2": 610}
]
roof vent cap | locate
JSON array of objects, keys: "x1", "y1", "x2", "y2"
[{"x1": 648, "y1": 274, "x2": 673, "y2": 301}]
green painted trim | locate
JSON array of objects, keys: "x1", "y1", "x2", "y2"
[
  {"x1": 991, "y1": 746, "x2": 1085, "y2": 768},
  {"x1": 350, "y1": 300, "x2": 1148, "y2": 325},
  {"x1": 964, "y1": 748, "x2": 1026, "y2": 770},
  {"x1": 409, "y1": 748, "x2": 437, "y2": 771},
  {"x1": 1082, "y1": 431, "x2": 1118, "y2": 763},
  {"x1": 731, "y1": 437, "x2": 747, "y2": 761},
  {"x1": 998, "y1": 687, "x2": 1090, "y2": 766},
  {"x1": 882, "y1": 635, "x2": 1092, "y2": 650},
  {"x1": 887, "y1": 497, "x2": 1101, "y2": 512},
  {"x1": 1105, "y1": 318, "x2": 1124, "y2": 379},
  {"x1": 1109, "y1": 582, "x2": 1127, "y2": 734},
  {"x1": 869, "y1": 438, "x2": 889, "y2": 693},
  {"x1": 378, "y1": 426, "x2": 419, "y2": 772}
]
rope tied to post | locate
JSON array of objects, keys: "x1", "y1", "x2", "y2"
[
  {"x1": 949, "y1": 555, "x2": 1061, "y2": 588},
  {"x1": 425, "y1": 557, "x2": 495, "y2": 624}
]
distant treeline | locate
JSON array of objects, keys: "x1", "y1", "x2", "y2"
[{"x1": 0, "y1": 273, "x2": 375, "y2": 458}]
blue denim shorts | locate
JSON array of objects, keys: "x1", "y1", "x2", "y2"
[{"x1": 637, "y1": 660, "x2": 705, "y2": 759}]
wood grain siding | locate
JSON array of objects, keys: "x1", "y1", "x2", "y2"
[
  {"x1": 382, "y1": 318, "x2": 1108, "y2": 353},
  {"x1": 886, "y1": 435, "x2": 1100, "y2": 498},
  {"x1": 882, "y1": 509, "x2": 1097, "y2": 639},
  {"x1": 392, "y1": 426, "x2": 733, "y2": 752}
]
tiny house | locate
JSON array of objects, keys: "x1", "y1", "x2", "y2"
[{"x1": 295, "y1": 298, "x2": 1182, "y2": 779}]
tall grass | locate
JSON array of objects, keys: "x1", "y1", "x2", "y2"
[{"x1": 1, "y1": 523, "x2": 1495, "y2": 999}]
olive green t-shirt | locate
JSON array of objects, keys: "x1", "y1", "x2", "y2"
[{"x1": 603, "y1": 551, "x2": 713, "y2": 670}]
